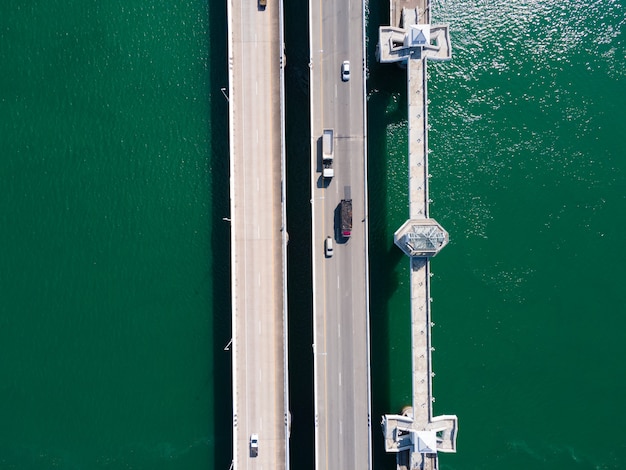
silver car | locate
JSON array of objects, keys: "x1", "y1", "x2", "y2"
[{"x1": 341, "y1": 60, "x2": 350, "y2": 81}]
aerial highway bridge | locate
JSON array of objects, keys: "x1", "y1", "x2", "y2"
[{"x1": 226, "y1": 0, "x2": 457, "y2": 468}]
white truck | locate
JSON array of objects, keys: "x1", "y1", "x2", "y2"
[
  {"x1": 250, "y1": 434, "x2": 259, "y2": 457},
  {"x1": 322, "y1": 129, "x2": 334, "y2": 179}
]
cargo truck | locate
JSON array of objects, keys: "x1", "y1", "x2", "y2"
[
  {"x1": 322, "y1": 129, "x2": 334, "y2": 179},
  {"x1": 340, "y1": 199, "x2": 352, "y2": 238}
]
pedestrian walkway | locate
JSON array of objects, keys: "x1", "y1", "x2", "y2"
[{"x1": 377, "y1": 1, "x2": 458, "y2": 469}]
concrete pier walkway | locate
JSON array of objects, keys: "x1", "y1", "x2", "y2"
[{"x1": 377, "y1": 1, "x2": 458, "y2": 469}]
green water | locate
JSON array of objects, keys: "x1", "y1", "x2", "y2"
[
  {"x1": 367, "y1": 0, "x2": 626, "y2": 469},
  {"x1": 2, "y1": 0, "x2": 625, "y2": 469},
  {"x1": 0, "y1": 1, "x2": 230, "y2": 468}
]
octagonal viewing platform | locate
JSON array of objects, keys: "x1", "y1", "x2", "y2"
[{"x1": 394, "y1": 218, "x2": 448, "y2": 258}]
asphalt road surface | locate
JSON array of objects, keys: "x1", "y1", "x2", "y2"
[
  {"x1": 228, "y1": 0, "x2": 288, "y2": 469},
  {"x1": 309, "y1": 0, "x2": 372, "y2": 468}
]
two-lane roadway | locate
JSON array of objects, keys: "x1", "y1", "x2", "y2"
[
  {"x1": 227, "y1": 0, "x2": 289, "y2": 468},
  {"x1": 309, "y1": 0, "x2": 371, "y2": 468}
]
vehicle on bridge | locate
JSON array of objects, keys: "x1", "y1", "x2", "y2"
[
  {"x1": 340, "y1": 199, "x2": 352, "y2": 238},
  {"x1": 341, "y1": 60, "x2": 351, "y2": 81},
  {"x1": 322, "y1": 129, "x2": 334, "y2": 179},
  {"x1": 250, "y1": 434, "x2": 259, "y2": 457},
  {"x1": 325, "y1": 236, "x2": 334, "y2": 257}
]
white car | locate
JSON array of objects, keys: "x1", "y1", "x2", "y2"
[
  {"x1": 341, "y1": 60, "x2": 350, "y2": 81},
  {"x1": 325, "y1": 236, "x2": 334, "y2": 257}
]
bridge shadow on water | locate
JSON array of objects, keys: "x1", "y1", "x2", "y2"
[
  {"x1": 284, "y1": 1, "x2": 315, "y2": 469},
  {"x1": 207, "y1": 0, "x2": 232, "y2": 469},
  {"x1": 366, "y1": 1, "x2": 416, "y2": 469}
]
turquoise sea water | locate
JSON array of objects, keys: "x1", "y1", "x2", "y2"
[
  {"x1": 1, "y1": 1, "x2": 230, "y2": 468},
  {"x1": 2, "y1": 0, "x2": 625, "y2": 469},
  {"x1": 367, "y1": 0, "x2": 626, "y2": 469}
]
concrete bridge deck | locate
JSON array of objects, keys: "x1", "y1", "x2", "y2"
[
  {"x1": 227, "y1": 0, "x2": 289, "y2": 468},
  {"x1": 309, "y1": 0, "x2": 372, "y2": 468}
]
